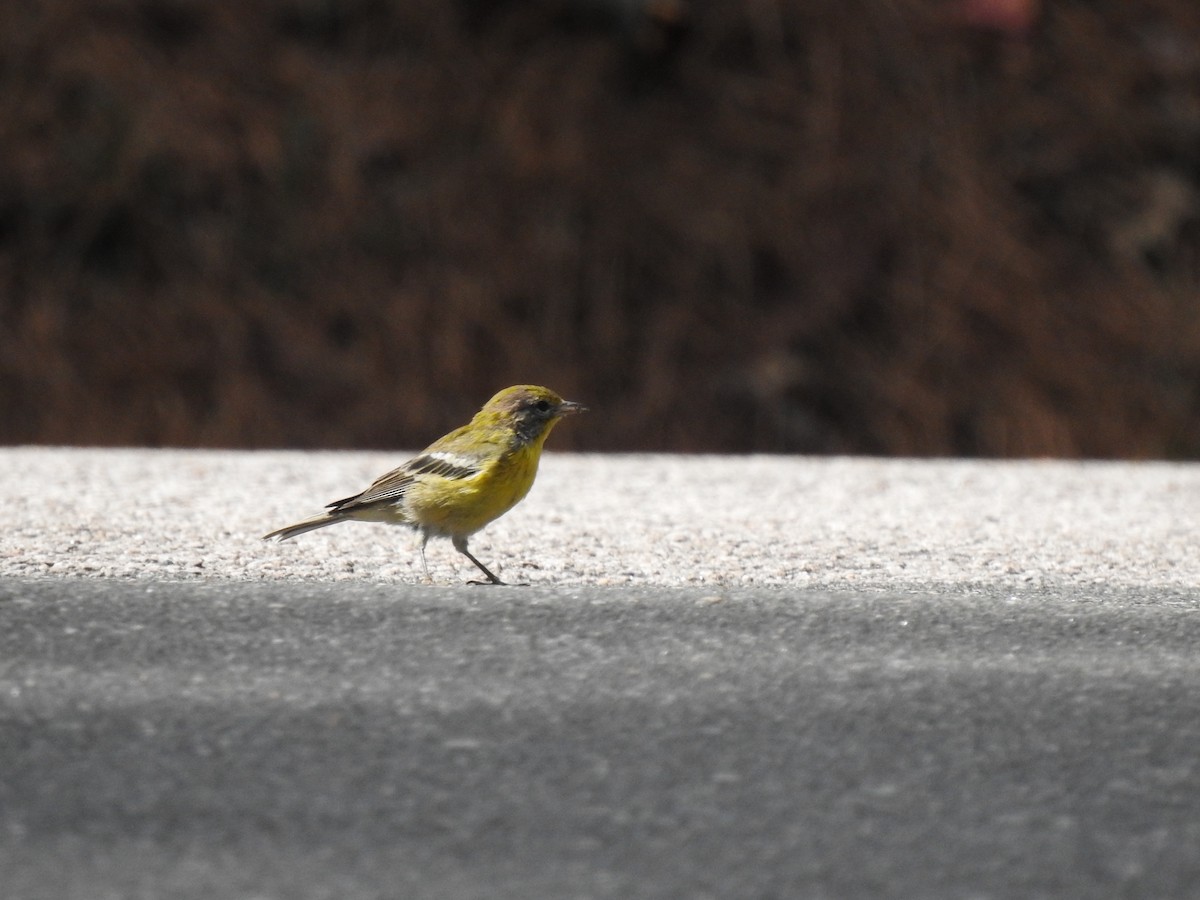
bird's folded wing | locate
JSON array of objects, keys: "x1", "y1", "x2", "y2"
[{"x1": 326, "y1": 451, "x2": 485, "y2": 510}]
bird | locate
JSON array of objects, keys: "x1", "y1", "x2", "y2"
[{"x1": 263, "y1": 385, "x2": 586, "y2": 584}]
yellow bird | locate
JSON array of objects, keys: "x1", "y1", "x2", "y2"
[{"x1": 264, "y1": 385, "x2": 586, "y2": 584}]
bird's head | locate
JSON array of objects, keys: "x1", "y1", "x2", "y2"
[{"x1": 483, "y1": 385, "x2": 587, "y2": 444}]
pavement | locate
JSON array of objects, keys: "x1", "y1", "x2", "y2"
[
  {"x1": 5, "y1": 447, "x2": 1199, "y2": 589},
  {"x1": 2, "y1": 448, "x2": 1200, "y2": 898}
]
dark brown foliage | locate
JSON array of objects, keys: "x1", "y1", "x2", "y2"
[{"x1": 2, "y1": 0, "x2": 1199, "y2": 455}]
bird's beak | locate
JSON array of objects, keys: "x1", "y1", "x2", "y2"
[{"x1": 557, "y1": 400, "x2": 587, "y2": 417}]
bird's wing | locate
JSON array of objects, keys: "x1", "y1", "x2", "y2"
[
  {"x1": 403, "y1": 450, "x2": 486, "y2": 481},
  {"x1": 326, "y1": 450, "x2": 486, "y2": 511}
]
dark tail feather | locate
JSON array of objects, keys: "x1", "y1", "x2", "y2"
[{"x1": 262, "y1": 512, "x2": 344, "y2": 542}]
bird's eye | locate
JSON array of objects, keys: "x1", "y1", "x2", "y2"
[{"x1": 535, "y1": 399, "x2": 551, "y2": 412}]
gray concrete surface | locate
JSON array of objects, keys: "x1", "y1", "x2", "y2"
[
  {"x1": 3, "y1": 448, "x2": 1199, "y2": 589},
  {"x1": 3, "y1": 449, "x2": 1200, "y2": 899}
]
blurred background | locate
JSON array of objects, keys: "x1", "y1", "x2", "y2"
[{"x1": 2, "y1": 0, "x2": 1199, "y2": 456}]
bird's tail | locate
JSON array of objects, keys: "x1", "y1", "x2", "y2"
[{"x1": 262, "y1": 512, "x2": 345, "y2": 542}]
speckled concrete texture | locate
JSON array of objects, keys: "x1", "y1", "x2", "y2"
[{"x1": 4, "y1": 448, "x2": 1198, "y2": 590}]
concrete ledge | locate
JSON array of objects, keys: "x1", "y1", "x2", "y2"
[{"x1": 4, "y1": 448, "x2": 1198, "y2": 589}]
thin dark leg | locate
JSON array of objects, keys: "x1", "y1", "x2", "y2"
[{"x1": 453, "y1": 535, "x2": 503, "y2": 585}]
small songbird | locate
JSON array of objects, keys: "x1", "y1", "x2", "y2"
[{"x1": 264, "y1": 385, "x2": 586, "y2": 584}]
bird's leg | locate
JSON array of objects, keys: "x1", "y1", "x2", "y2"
[
  {"x1": 419, "y1": 532, "x2": 433, "y2": 584},
  {"x1": 453, "y1": 535, "x2": 503, "y2": 585}
]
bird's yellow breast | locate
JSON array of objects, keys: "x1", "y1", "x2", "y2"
[{"x1": 405, "y1": 444, "x2": 541, "y2": 538}]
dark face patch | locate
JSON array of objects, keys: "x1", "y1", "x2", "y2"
[{"x1": 509, "y1": 394, "x2": 561, "y2": 444}]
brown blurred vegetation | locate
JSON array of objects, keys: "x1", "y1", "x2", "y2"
[{"x1": 2, "y1": 0, "x2": 1200, "y2": 455}]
